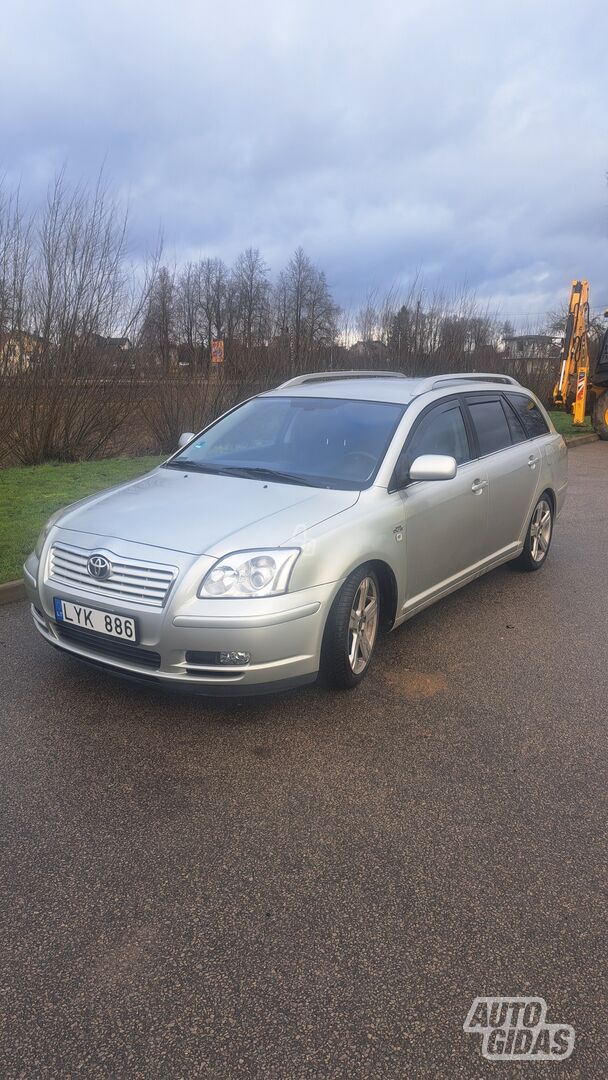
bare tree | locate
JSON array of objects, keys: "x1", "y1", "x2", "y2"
[
  {"x1": 356, "y1": 289, "x2": 379, "y2": 344},
  {"x1": 1, "y1": 171, "x2": 157, "y2": 464},
  {"x1": 232, "y1": 247, "x2": 271, "y2": 352},
  {"x1": 199, "y1": 257, "x2": 229, "y2": 353},
  {"x1": 275, "y1": 247, "x2": 339, "y2": 374},
  {"x1": 306, "y1": 266, "x2": 338, "y2": 353},
  {"x1": 140, "y1": 265, "x2": 176, "y2": 371},
  {"x1": 285, "y1": 247, "x2": 310, "y2": 372},
  {"x1": 175, "y1": 262, "x2": 204, "y2": 369}
]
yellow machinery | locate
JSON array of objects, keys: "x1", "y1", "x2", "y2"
[{"x1": 553, "y1": 279, "x2": 608, "y2": 439}]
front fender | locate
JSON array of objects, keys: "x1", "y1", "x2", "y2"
[{"x1": 285, "y1": 486, "x2": 405, "y2": 616}]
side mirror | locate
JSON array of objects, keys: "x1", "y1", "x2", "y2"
[
  {"x1": 409, "y1": 454, "x2": 457, "y2": 481},
  {"x1": 178, "y1": 431, "x2": 195, "y2": 449}
]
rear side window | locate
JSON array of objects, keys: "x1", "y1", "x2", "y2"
[
  {"x1": 508, "y1": 393, "x2": 550, "y2": 438},
  {"x1": 467, "y1": 398, "x2": 513, "y2": 455},
  {"x1": 502, "y1": 398, "x2": 527, "y2": 444}
]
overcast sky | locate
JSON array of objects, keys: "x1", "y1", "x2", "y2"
[{"x1": 2, "y1": 0, "x2": 607, "y2": 325}]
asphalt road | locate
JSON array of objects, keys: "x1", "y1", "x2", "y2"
[{"x1": 1, "y1": 442, "x2": 607, "y2": 1079}]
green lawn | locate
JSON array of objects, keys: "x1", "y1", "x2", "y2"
[
  {"x1": 548, "y1": 410, "x2": 594, "y2": 437},
  {"x1": 0, "y1": 456, "x2": 164, "y2": 584}
]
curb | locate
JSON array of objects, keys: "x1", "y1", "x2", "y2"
[
  {"x1": 564, "y1": 433, "x2": 599, "y2": 448},
  {"x1": 0, "y1": 579, "x2": 26, "y2": 606}
]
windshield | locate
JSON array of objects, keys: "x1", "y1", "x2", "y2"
[{"x1": 164, "y1": 395, "x2": 406, "y2": 489}]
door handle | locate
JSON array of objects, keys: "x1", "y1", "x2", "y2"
[
  {"x1": 528, "y1": 455, "x2": 539, "y2": 470},
  {"x1": 471, "y1": 479, "x2": 488, "y2": 494}
]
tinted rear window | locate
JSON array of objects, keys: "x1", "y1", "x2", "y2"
[
  {"x1": 502, "y1": 399, "x2": 527, "y2": 444},
  {"x1": 468, "y1": 399, "x2": 512, "y2": 455},
  {"x1": 508, "y1": 394, "x2": 550, "y2": 438}
]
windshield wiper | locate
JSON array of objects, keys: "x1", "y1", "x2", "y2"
[
  {"x1": 216, "y1": 466, "x2": 320, "y2": 487},
  {"x1": 163, "y1": 461, "x2": 319, "y2": 486},
  {"x1": 163, "y1": 460, "x2": 227, "y2": 474}
]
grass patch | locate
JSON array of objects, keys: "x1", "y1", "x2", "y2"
[
  {"x1": 548, "y1": 410, "x2": 594, "y2": 437},
  {"x1": 0, "y1": 456, "x2": 164, "y2": 584}
]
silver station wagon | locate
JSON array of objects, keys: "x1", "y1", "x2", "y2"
[{"x1": 25, "y1": 371, "x2": 567, "y2": 695}]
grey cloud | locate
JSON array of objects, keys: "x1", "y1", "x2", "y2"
[{"x1": 1, "y1": 0, "x2": 607, "y2": 323}]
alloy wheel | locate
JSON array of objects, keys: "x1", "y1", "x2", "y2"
[
  {"x1": 348, "y1": 576, "x2": 379, "y2": 674},
  {"x1": 530, "y1": 499, "x2": 552, "y2": 562}
]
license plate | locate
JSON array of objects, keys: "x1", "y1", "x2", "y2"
[{"x1": 53, "y1": 598, "x2": 138, "y2": 642}]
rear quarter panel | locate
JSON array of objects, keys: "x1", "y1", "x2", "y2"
[{"x1": 542, "y1": 434, "x2": 568, "y2": 516}]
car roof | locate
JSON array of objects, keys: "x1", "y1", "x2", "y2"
[
  {"x1": 267, "y1": 377, "x2": 422, "y2": 404},
  {"x1": 264, "y1": 372, "x2": 529, "y2": 406}
]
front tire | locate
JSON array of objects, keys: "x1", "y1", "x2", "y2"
[
  {"x1": 322, "y1": 566, "x2": 380, "y2": 689},
  {"x1": 513, "y1": 494, "x2": 553, "y2": 572}
]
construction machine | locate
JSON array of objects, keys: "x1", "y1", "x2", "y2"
[{"x1": 553, "y1": 279, "x2": 608, "y2": 439}]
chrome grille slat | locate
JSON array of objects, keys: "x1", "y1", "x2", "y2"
[
  {"x1": 50, "y1": 560, "x2": 168, "y2": 591},
  {"x1": 48, "y1": 543, "x2": 177, "y2": 608},
  {"x1": 52, "y1": 551, "x2": 170, "y2": 584},
  {"x1": 50, "y1": 570, "x2": 167, "y2": 597}
]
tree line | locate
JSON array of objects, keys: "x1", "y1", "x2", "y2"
[
  {"x1": 140, "y1": 246, "x2": 339, "y2": 375},
  {"x1": 0, "y1": 173, "x2": 558, "y2": 464}
]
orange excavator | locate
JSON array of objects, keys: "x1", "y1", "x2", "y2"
[{"x1": 553, "y1": 279, "x2": 608, "y2": 439}]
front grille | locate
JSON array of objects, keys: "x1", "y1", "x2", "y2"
[
  {"x1": 55, "y1": 623, "x2": 161, "y2": 669},
  {"x1": 49, "y1": 543, "x2": 176, "y2": 608}
]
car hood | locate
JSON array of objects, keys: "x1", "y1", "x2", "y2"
[{"x1": 55, "y1": 467, "x2": 359, "y2": 556}]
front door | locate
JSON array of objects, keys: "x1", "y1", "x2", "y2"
[{"x1": 392, "y1": 399, "x2": 488, "y2": 613}]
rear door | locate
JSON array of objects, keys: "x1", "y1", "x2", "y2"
[{"x1": 463, "y1": 393, "x2": 541, "y2": 560}]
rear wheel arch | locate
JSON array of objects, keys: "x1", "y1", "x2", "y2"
[
  {"x1": 513, "y1": 490, "x2": 554, "y2": 572},
  {"x1": 540, "y1": 486, "x2": 556, "y2": 514}
]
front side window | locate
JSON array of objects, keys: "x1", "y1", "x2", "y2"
[
  {"x1": 164, "y1": 395, "x2": 406, "y2": 490},
  {"x1": 468, "y1": 398, "x2": 513, "y2": 455},
  {"x1": 508, "y1": 393, "x2": 550, "y2": 438},
  {"x1": 394, "y1": 403, "x2": 471, "y2": 485}
]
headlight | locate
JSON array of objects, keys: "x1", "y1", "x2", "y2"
[
  {"x1": 199, "y1": 549, "x2": 300, "y2": 599},
  {"x1": 34, "y1": 509, "x2": 65, "y2": 558}
]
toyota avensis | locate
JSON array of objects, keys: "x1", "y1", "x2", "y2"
[{"x1": 25, "y1": 371, "x2": 567, "y2": 695}]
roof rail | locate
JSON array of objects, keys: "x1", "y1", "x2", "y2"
[
  {"x1": 277, "y1": 369, "x2": 408, "y2": 388},
  {"x1": 418, "y1": 372, "x2": 520, "y2": 392}
]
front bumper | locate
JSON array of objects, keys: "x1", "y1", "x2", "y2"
[{"x1": 24, "y1": 538, "x2": 338, "y2": 696}]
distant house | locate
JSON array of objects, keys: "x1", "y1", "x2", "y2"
[
  {"x1": 0, "y1": 330, "x2": 44, "y2": 370},
  {"x1": 90, "y1": 333, "x2": 132, "y2": 351},
  {"x1": 349, "y1": 339, "x2": 389, "y2": 361},
  {"x1": 504, "y1": 334, "x2": 562, "y2": 360}
]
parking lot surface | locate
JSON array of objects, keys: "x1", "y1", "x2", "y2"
[{"x1": 1, "y1": 442, "x2": 606, "y2": 1078}]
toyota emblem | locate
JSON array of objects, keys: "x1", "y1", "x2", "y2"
[{"x1": 87, "y1": 554, "x2": 112, "y2": 580}]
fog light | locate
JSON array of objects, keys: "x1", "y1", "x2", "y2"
[{"x1": 219, "y1": 651, "x2": 251, "y2": 666}]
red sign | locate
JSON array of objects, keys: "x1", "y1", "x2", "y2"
[{"x1": 211, "y1": 339, "x2": 224, "y2": 364}]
